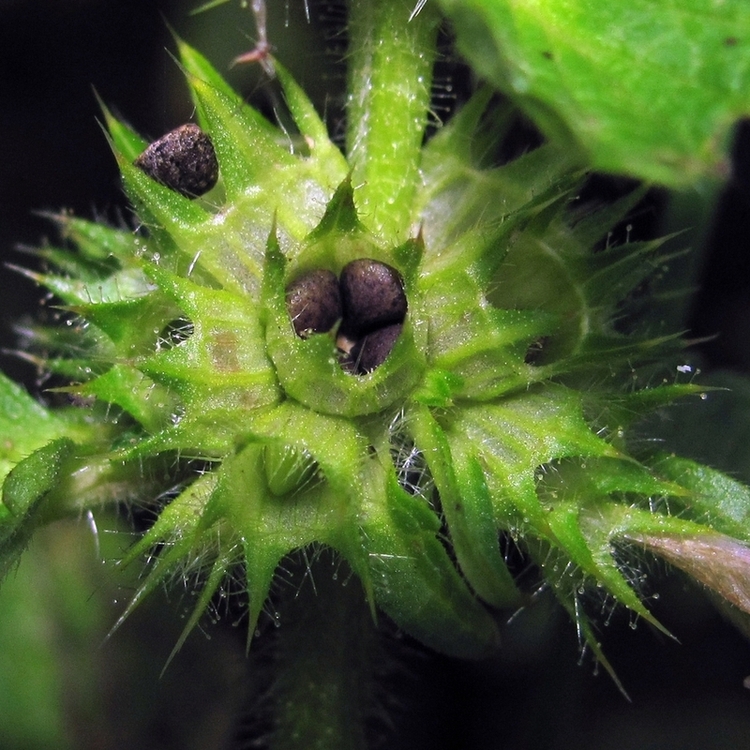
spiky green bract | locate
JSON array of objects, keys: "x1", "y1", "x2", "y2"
[{"x1": 4, "y1": 0, "x2": 750, "y2": 686}]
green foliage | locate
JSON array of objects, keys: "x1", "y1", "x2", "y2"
[
  {"x1": 439, "y1": 0, "x2": 750, "y2": 186},
  {"x1": 2, "y1": 0, "x2": 750, "y2": 744}
]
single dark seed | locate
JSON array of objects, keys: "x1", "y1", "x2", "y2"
[
  {"x1": 349, "y1": 323, "x2": 403, "y2": 374},
  {"x1": 134, "y1": 123, "x2": 219, "y2": 198},
  {"x1": 524, "y1": 336, "x2": 549, "y2": 365},
  {"x1": 339, "y1": 259, "x2": 407, "y2": 336},
  {"x1": 286, "y1": 269, "x2": 342, "y2": 337}
]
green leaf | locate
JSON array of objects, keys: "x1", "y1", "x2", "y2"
[
  {"x1": 0, "y1": 439, "x2": 75, "y2": 581},
  {"x1": 185, "y1": 73, "x2": 294, "y2": 201},
  {"x1": 206, "y1": 431, "x2": 365, "y2": 641},
  {"x1": 175, "y1": 34, "x2": 247, "y2": 103},
  {"x1": 419, "y1": 131, "x2": 579, "y2": 255},
  {"x1": 2, "y1": 438, "x2": 74, "y2": 519},
  {"x1": 118, "y1": 158, "x2": 212, "y2": 240},
  {"x1": 648, "y1": 453, "x2": 750, "y2": 543},
  {"x1": 439, "y1": 0, "x2": 750, "y2": 186},
  {"x1": 228, "y1": 402, "x2": 501, "y2": 657},
  {"x1": 0, "y1": 374, "x2": 72, "y2": 492}
]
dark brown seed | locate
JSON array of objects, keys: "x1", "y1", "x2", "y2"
[
  {"x1": 349, "y1": 323, "x2": 403, "y2": 374},
  {"x1": 134, "y1": 123, "x2": 219, "y2": 198},
  {"x1": 524, "y1": 336, "x2": 549, "y2": 365},
  {"x1": 286, "y1": 269, "x2": 342, "y2": 337},
  {"x1": 339, "y1": 259, "x2": 407, "y2": 335}
]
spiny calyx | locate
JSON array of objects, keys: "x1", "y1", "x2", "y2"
[{"x1": 5, "y1": 32, "x2": 749, "y2": 680}]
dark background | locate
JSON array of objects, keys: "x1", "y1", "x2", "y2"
[
  {"x1": 0, "y1": 0, "x2": 182, "y2": 384},
  {"x1": 0, "y1": 0, "x2": 338, "y2": 386},
  {"x1": 2, "y1": 1, "x2": 750, "y2": 748}
]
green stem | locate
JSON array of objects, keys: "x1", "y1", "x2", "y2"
[
  {"x1": 346, "y1": 0, "x2": 439, "y2": 242},
  {"x1": 270, "y1": 556, "x2": 376, "y2": 750}
]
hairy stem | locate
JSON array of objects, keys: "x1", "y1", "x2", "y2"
[
  {"x1": 270, "y1": 557, "x2": 376, "y2": 750},
  {"x1": 346, "y1": 0, "x2": 439, "y2": 241}
]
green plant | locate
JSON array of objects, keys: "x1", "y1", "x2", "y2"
[{"x1": 2, "y1": 0, "x2": 750, "y2": 746}]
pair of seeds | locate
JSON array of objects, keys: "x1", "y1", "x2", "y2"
[{"x1": 286, "y1": 259, "x2": 407, "y2": 374}]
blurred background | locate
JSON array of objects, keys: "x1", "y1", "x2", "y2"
[
  {"x1": 0, "y1": 0, "x2": 342, "y2": 386},
  {"x1": 1, "y1": 1, "x2": 750, "y2": 748}
]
